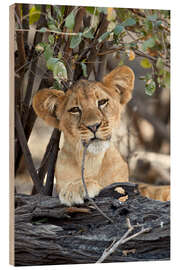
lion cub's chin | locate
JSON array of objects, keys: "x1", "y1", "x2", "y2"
[{"x1": 86, "y1": 139, "x2": 110, "y2": 155}]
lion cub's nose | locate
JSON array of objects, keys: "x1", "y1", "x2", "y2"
[{"x1": 87, "y1": 122, "x2": 101, "y2": 133}]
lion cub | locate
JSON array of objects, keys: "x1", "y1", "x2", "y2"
[{"x1": 33, "y1": 65, "x2": 162, "y2": 206}]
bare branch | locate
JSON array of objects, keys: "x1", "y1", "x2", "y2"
[
  {"x1": 98, "y1": 47, "x2": 170, "y2": 69},
  {"x1": 96, "y1": 218, "x2": 151, "y2": 263}
]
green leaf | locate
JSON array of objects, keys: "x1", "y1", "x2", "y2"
[
  {"x1": 142, "y1": 37, "x2": 155, "y2": 51},
  {"x1": 81, "y1": 62, "x2": 88, "y2": 77},
  {"x1": 147, "y1": 14, "x2": 158, "y2": 22},
  {"x1": 46, "y1": 57, "x2": 59, "y2": 71},
  {"x1": 44, "y1": 45, "x2": 53, "y2": 61},
  {"x1": 48, "y1": 34, "x2": 54, "y2": 45},
  {"x1": 47, "y1": 10, "x2": 56, "y2": 24},
  {"x1": 140, "y1": 58, "x2": 152, "y2": 69},
  {"x1": 60, "y1": 6, "x2": 65, "y2": 17},
  {"x1": 156, "y1": 57, "x2": 164, "y2": 69},
  {"x1": 53, "y1": 61, "x2": 67, "y2": 81},
  {"x1": 52, "y1": 80, "x2": 63, "y2": 90},
  {"x1": 144, "y1": 19, "x2": 153, "y2": 32},
  {"x1": 46, "y1": 58, "x2": 67, "y2": 82},
  {"x1": 145, "y1": 73, "x2": 152, "y2": 81},
  {"x1": 130, "y1": 42, "x2": 138, "y2": 49},
  {"x1": 39, "y1": 27, "x2": 47, "y2": 33},
  {"x1": 145, "y1": 79, "x2": 156, "y2": 96},
  {"x1": 58, "y1": 52, "x2": 63, "y2": 60},
  {"x1": 83, "y1": 29, "x2": 94, "y2": 39},
  {"x1": 53, "y1": 6, "x2": 62, "y2": 19},
  {"x1": 121, "y1": 18, "x2": 136, "y2": 27},
  {"x1": 98, "y1": 32, "x2": 110, "y2": 43},
  {"x1": 113, "y1": 24, "x2": 124, "y2": 35},
  {"x1": 48, "y1": 24, "x2": 59, "y2": 32},
  {"x1": 70, "y1": 34, "x2": 82, "y2": 49},
  {"x1": 65, "y1": 12, "x2": 75, "y2": 30},
  {"x1": 156, "y1": 20, "x2": 162, "y2": 27},
  {"x1": 29, "y1": 6, "x2": 41, "y2": 25}
]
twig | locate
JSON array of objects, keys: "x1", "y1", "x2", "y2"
[
  {"x1": 16, "y1": 28, "x2": 82, "y2": 36},
  {"x1": 96, "y1": 218, "x2": 151, "y2": 263},
  {"x1": 130, "y1": 9, "x2": 170, "y2": 33},
  {"x1": 161, "y1": 30, "x2": 168, "y2": 59},
  {"x1": 17, "y1": 6, "x2": 97, "y2": 37},
  {"x1": 98, "y1": 47, "x2": 170, "y2": 69},
  {"x1": 81, "y1": 143, "x2": 114, "y2": 225},
  {"x1": 83, "y1": 7, "x2": 97, "y2": 35},
  {"x1": 86, "y1": 12, "x2": 109, "y2": 77}
]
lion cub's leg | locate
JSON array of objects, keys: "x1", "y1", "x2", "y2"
[{"x1": 57, "y1": 179, "x2": 102, "y2": 206}]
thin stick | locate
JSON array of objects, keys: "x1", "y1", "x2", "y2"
[
  {"x1": 16, "y1": 7, "x2": 97, "y2": 37},
  {"x1": 97, "y1": 47, "x2": 170, "y2": 69},
  {"x1": 16, "y1": 28, "x2": 81, "y2": 36},
  {"x1": 81, "y1": 143, "x2": 114, "y2": 225},
  {"x1": 96, "y1": 218, "x2": 151, "y2": 263}
]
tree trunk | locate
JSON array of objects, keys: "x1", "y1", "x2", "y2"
[{"x1": 14, "y1": 182, "x2": 170, "y2": 266}]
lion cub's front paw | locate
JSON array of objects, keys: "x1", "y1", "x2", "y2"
[{"x1": 59, "y1": 180, "x2": 102, "y2": 206}]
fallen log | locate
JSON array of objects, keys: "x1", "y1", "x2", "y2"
[{"x1": 14, "y1": 182, "x2": 170, "y2": 266}]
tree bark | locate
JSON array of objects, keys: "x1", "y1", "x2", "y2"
[{"x1": 14, "y1": 182, "x2": 170, "y2": 266}]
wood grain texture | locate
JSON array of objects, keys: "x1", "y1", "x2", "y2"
[{"x1": 14, "y1": 182, "x2": 170, "y2": 266}]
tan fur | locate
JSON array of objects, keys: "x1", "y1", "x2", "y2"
[
  {"x1": 33, "y1": 65, "x2": 169, "y2": 205},
  {"x1": 138, "y1": 184, "x2": 170, "y2": 201}
]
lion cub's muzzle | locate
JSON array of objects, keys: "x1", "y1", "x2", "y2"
[{"x1": 81, "y1": 121, "x2": 111, "y2": 154}]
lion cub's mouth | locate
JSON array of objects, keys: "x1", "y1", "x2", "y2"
[
  {"x1": 90, "y1": 136, "x2": 111, "y2": 143},
  {"x1": 83, "y1": 136, "x2": 111, "y2": 155}
]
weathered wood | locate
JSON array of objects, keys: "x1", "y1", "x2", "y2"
[{"x1": 14, "y1": 182, "x2": 170, "y2": 266}]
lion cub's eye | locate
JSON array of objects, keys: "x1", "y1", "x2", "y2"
[
  {"x1": 68, "y1": 107, "x2": 81, "y2": 114},
  {"x1": 98, "y1": 99, "x2": 109, "y2": 108}
]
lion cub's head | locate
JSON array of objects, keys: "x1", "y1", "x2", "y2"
[{"x1": 33, "y1": 66, "x2": 134, "y2": 154}]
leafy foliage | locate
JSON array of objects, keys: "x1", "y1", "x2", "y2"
[
  {"x1": 70, "y1": 33, "x2": 82, "y2": 49},
  {"x1": 65, "y1": 11, "x2": 75, "y2": 30},
  {"x1": 30, "y1": 6, "x2": 170, "y2": 94}
]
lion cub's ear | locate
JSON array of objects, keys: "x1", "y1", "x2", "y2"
[
  {"x1": 102, "y1": 65, "x2": 135, "y2": 104},
  {"x1": 33, "y1": 89, "x2": 65, "y2": 128}
]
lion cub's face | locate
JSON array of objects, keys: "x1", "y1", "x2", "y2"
[
  {"x1": 33, "y1": 66, "x2": 135, "y2": 154},
  {"x1": 59, "y1": 80, "x2": 120, "y2": 154}
]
